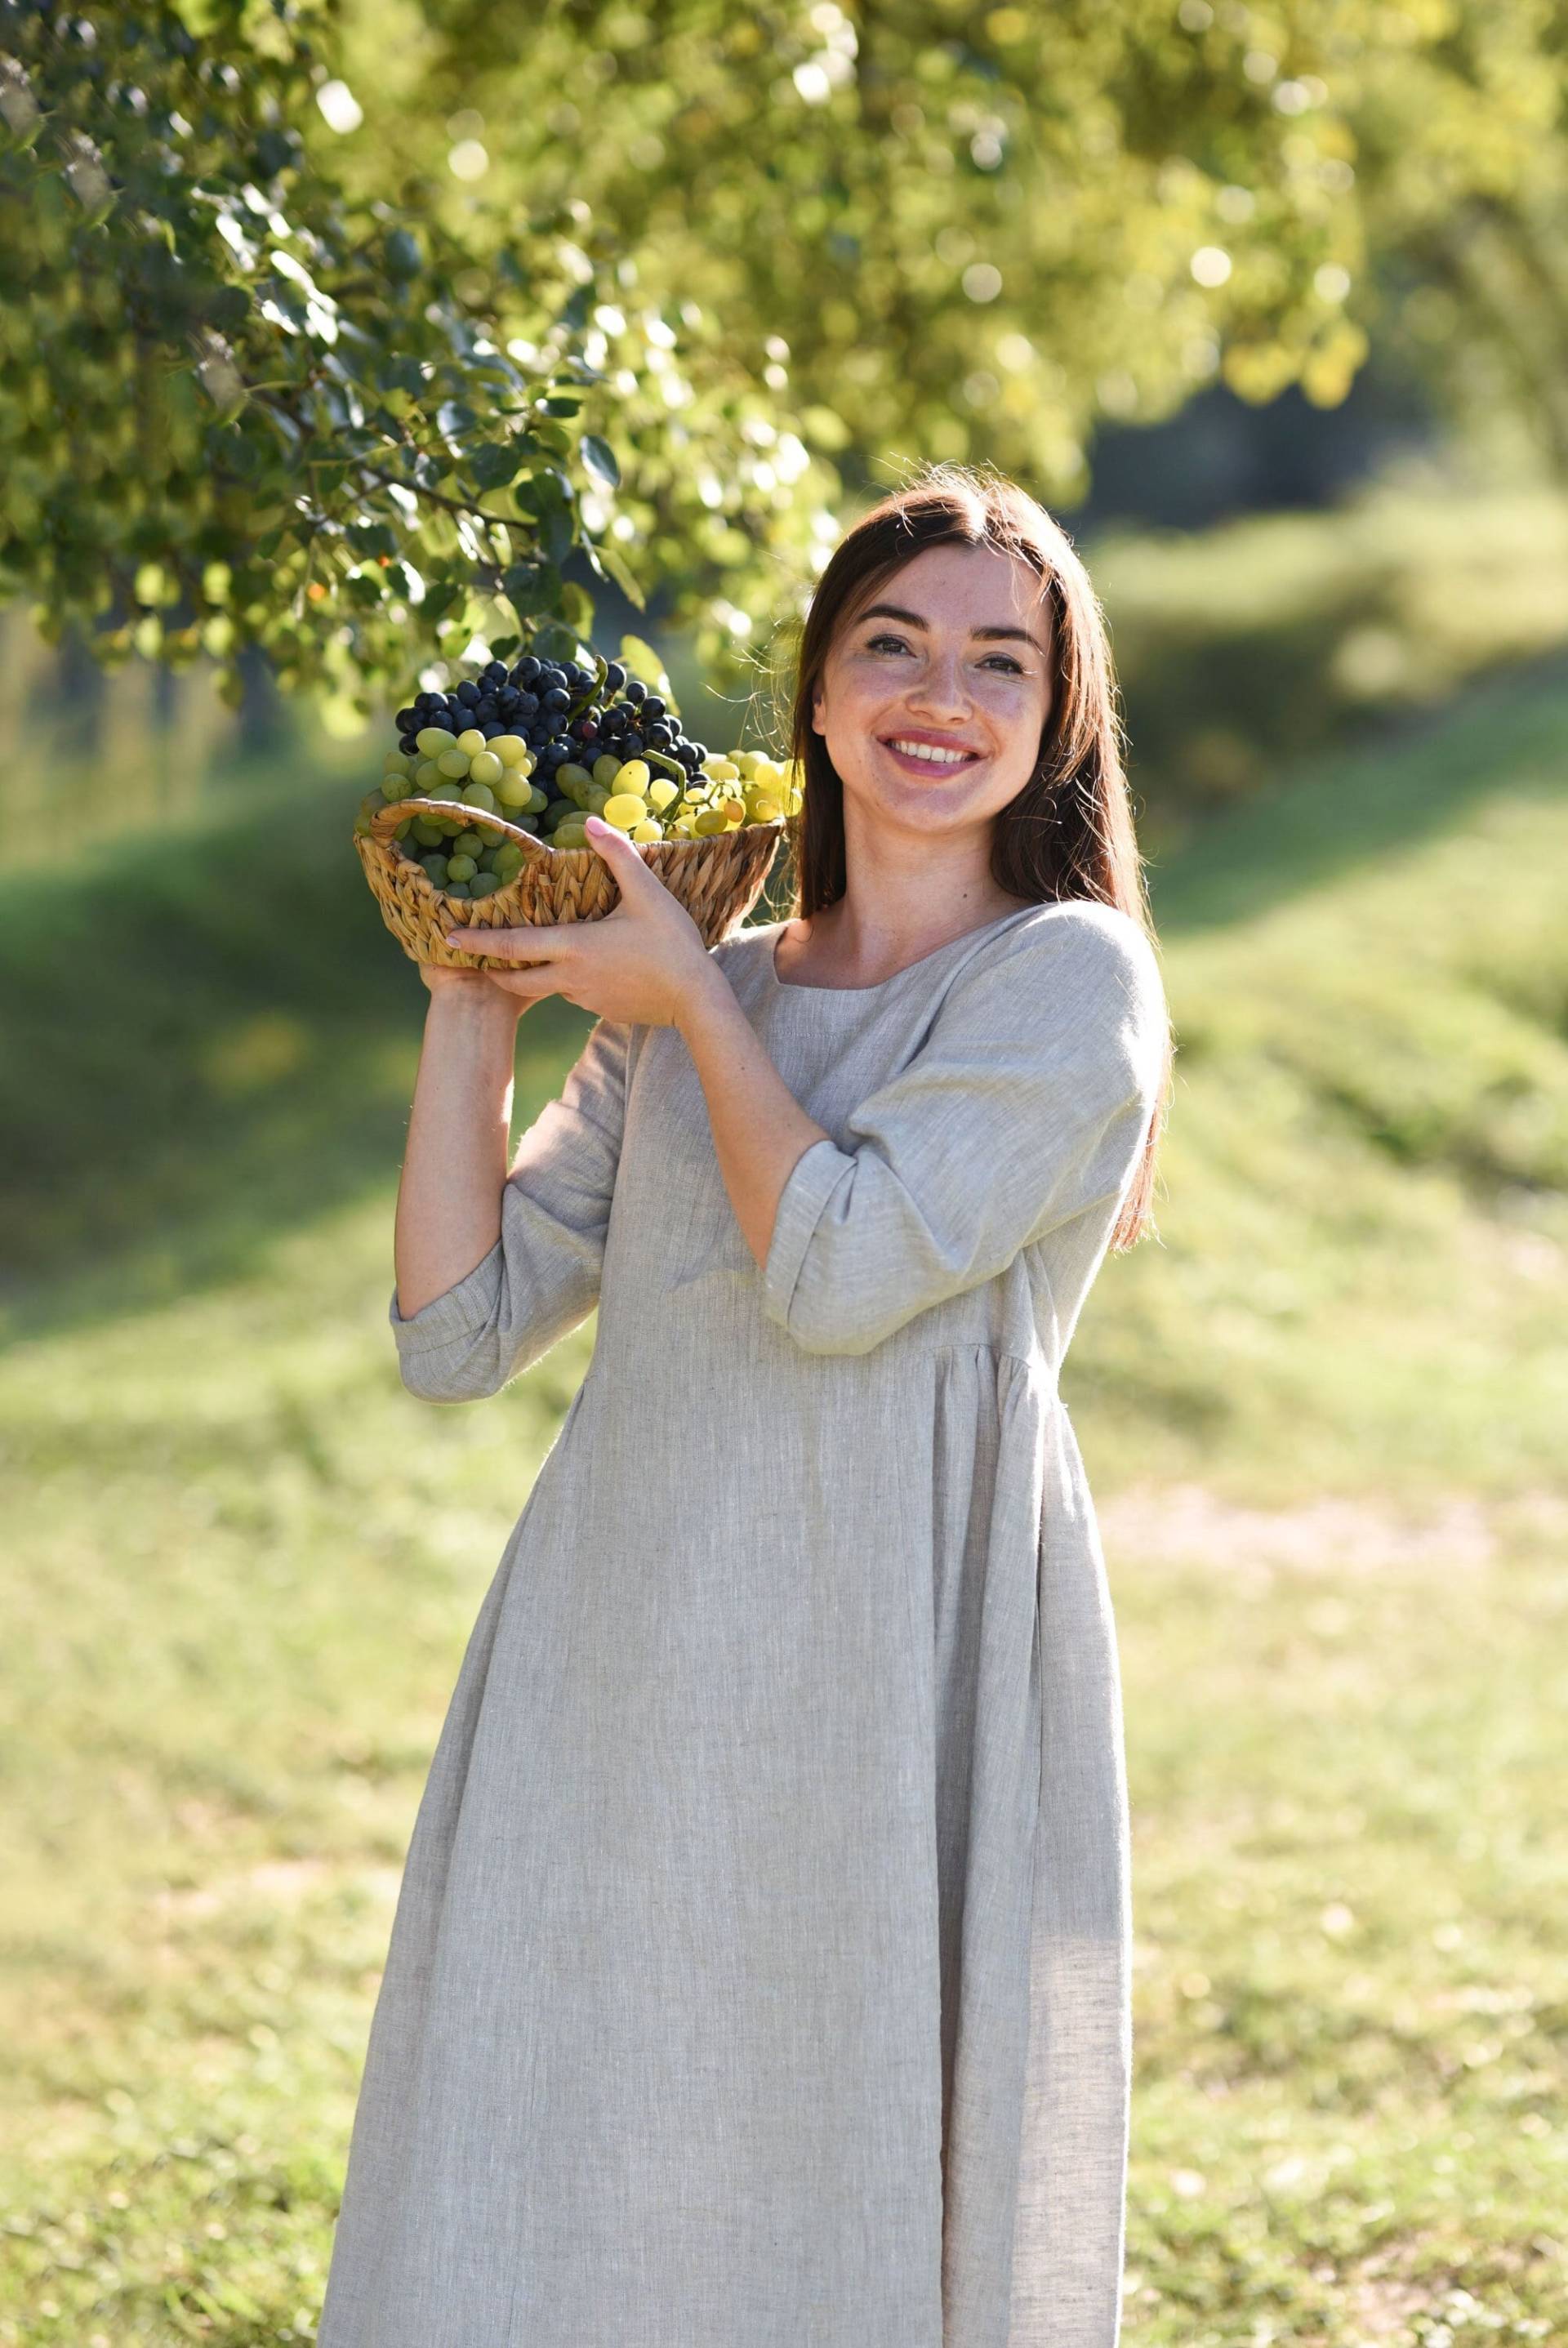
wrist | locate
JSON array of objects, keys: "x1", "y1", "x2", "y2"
[
  {"x1": 675, "y1": 955, "x2": 737, "y2": 1045},
  {"x1": 425, "y1": 979, "x2": 522, "y2": 1032}
]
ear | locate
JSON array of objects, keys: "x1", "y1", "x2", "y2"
[{"x1": 810, "y1": 684, "x2": 826, "y2": 737}]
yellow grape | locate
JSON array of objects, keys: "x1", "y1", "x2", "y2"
[
  {"x1": 601, "y1": 793, "x2": 648, "y2": 831},
  {"x1": 615, "y1": 759, "x2": 651, "y2": 794},
  {"x1": 416, "y1": 725, "x2": 457, "y2": 756},
  {"x1": 630, "y1": 818, "x2": 662, "y2": 842},
  {"x1": 469, "y1": 750, "x2": 504, "y2": 786},
  {"x1": 490, "y1": 735, "x2": 529, "y2": 767},
  {"x1": 436, "y1": 748, "x2": 470, "y2": 779},
  {"x1": 456, "y1": 728, "x2": 487, "y2": 755},
  {"x1": 648, "y1": 777, "x2": 679, "y2": 811},
  {"x1": 414, "y1": 758, "x2": 442, "y2": 791}
]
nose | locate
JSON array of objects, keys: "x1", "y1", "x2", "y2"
[{"x1": 903, "y1": 646, "x2": 972, "y2": 724}]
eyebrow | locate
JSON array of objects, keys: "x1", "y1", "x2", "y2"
[{"x1": 855, "y1": 601, "x2": 1048, "y2": 654}]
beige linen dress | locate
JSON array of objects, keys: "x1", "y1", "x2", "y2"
[{"x1": 318, "y1": 897, "x2": 1168, "y2": 2348}]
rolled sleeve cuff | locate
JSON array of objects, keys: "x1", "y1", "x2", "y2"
[
  {"x1": 761, "y1": 1138, "x2": 852, "y2": 1334},
  {"x1": 388, "y1": 1238, "x2": 504, "y2": 1357}
]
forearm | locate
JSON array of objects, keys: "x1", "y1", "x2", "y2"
[
  {"x1": 394, "y1": 988, "x2": 523, "y2": 1317},
  {"x1": 676, "y1": 962, "x2": 831, "y2": 1272}
]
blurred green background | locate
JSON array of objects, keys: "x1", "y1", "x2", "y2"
[{"x1": 2, "y1": 5, "x2": 1566, "y2": 2345}]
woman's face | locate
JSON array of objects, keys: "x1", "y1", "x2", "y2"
[{"x1": 811, "y1": 541, "x2": 1054, "y2": 849}]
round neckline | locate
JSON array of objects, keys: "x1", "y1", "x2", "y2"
[{"x1": 764, "y1": 903, "x2": 1040, "y2": 994}]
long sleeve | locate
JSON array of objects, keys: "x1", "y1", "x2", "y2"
[
  {"x1": 761, "y1": 904, "x2": 1165, "y2": 1359},
  {"x1": 389, "y1": 1014, "x2": 633, "y2": 1402}
]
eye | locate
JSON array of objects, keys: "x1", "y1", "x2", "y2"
[
  {"x1": 865, "y1": 631, "x2": 912, "y2": 655},
  {"x1": 980, "y1": 652, "x2": 1025, "y2": 675}
]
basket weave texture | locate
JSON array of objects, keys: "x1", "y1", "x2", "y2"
[{"x1": 358, "y1": 798, "x2": 785, "y2": 975}]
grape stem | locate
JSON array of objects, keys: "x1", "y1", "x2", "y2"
[{"x1": 566, "y1": 653, "x2": 609, "y2": 721}]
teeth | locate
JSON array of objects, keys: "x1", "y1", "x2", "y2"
[{"x1": 889, "y1": 739, "x2": 972, "y2": 765}]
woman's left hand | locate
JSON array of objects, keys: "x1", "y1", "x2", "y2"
[{"x1": 442, "y1": 816, "x2": 714, "y2": 1027}]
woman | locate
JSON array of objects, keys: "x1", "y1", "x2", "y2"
[{"x1": 318, "y1": 465, "x2": 1173, "y2": 2348}]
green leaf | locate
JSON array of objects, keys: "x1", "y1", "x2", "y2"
[
  {"x1": 560, "y1": 578, "x2": 595, "y2": 636},
  {"x1": 587, "y1": 536, "x2": 644, "y2": 609},
  {"x1": 580, "y1": 434, "x2": 621, "y2": 490},
  {"x1": 535, "y1": 620, "x2": 589, "y2": 664},
  {"x1": 470, "y1": 440, "x2": 522, "y2": 490},
  {"x1": 504, "y1": 561, "x2": 559, "y2": 617},
  {"x1": 620, "y1": 632, "x2": 675, "y2": 706},
  {"x1": 384, "y1": 229, "x2": 423, "y2": 279}
]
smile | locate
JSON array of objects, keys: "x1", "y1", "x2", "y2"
[{"x1": 883, "y1": 737, "x2": 980, "y2": 769}]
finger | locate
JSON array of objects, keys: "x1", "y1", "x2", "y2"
[
  {"x1": 585, "y1": 815, "x2": 650, "y2": 866},
  {"x1": 442, "y1": 924, "x2": 569, "y2": 964},
  {"x1": 485, "y1": 965, "x2": 564, "y2": 1000}
]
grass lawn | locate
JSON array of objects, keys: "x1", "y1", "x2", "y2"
[{"x1": 1, "y1": 666, "x2": 1565, "y2": 2344}]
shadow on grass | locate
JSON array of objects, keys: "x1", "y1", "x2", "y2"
[
  {"x1": 1144, "y1": 649, "x2": 1568, "y2": 934},
  {"x1": 0, "y1": 780, "x2": 606, "y2": 1346}
]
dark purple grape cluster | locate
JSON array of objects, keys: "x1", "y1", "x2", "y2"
[{"x1": 393, "y1": 653, "x2": 708, "y2": 784}]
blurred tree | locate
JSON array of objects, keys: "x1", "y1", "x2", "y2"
[
  {"x1": 344, "y1": 0, "x2": 1568, "y2": 492},
  {"x1": 2, "y1": 0, "x2": 1565, "y2": 724},
  {"x1": 340, "y1": 0, "x2": 1370, "y2": 506}
]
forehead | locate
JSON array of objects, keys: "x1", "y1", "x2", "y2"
[{"x1": 848, "y1": 539, "x2": 1049, "y2": 631}]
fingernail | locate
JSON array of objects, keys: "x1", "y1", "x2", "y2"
[{"x1": 585, "y1": 815, "x2": 606, "y2": 834}]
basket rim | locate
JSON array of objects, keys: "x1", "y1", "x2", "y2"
[{"x1": 356, "y1": 814, "x2": 786, "y2": 926}]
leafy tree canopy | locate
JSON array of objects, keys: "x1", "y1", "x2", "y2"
[{"x1": 2, "y1": 0, "x2": 1564, "y2": 727}]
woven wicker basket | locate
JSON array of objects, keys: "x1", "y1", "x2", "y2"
[{"x1": 359, "y1": 797, "x2": 785, "y2": 974}]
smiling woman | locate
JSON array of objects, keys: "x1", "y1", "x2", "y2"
[
  {"x1": 779, "y1": 470, "x2": 1163, "y2": 1240},
  {"x1": 318, "y1": 464, "x2": 1173, "y2": 2348}
]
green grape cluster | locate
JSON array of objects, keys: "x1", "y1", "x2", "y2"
[{"x1": 354, "y1": 649, "x2": 803, "y2": 904}]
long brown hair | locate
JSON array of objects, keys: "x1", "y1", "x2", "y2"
[{"x1": 777, "y1": 461, "x2": 1170, "y2": 1250}]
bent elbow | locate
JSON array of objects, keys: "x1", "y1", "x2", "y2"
[{"x1": 394, "y1": 1338, "x2": 507, "y2": 1404}]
